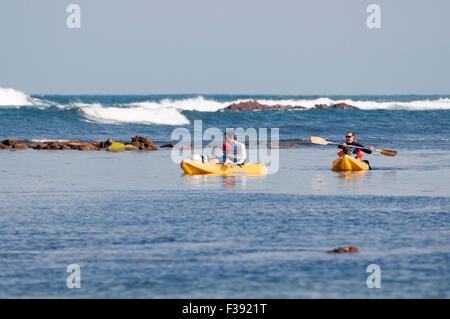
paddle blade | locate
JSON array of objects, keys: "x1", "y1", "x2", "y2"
[
  {"x1": 377, "y1": 149, "x2": 397, "y2": 157},
  {"x1": 310, "y1": 136, "x2": 333, "y2": 145}
]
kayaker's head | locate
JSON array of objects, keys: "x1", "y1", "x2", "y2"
[
  {"x1": 225, "y1": 131, "x2": 237, "y2": 144},
  {"x1": 345, "y1": 131, "x2": 356, "y2": 143}
]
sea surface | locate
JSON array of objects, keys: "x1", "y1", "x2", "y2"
[{"x1": 0, "y1": 90, "x2": 449, "y2": 298}]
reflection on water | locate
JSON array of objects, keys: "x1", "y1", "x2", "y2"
[
  {"x1": 182, "y1": 174, "x2": 263, "y2": 189},
  {"x1": 334, "y1": 171, "x2": 368, "y2": 191},
  {"x1": 336, "y1": 171, "x2": 368, "y2": 180},
  {"x1": 311, "y1": 174, "x2": 327, "y2": 192}
]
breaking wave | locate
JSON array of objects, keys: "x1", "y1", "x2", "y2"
[
  {"x1": 0, "y1": 88, "x2": 39, "y2": 107},
  {"x1": 78, "y1": 103, "x2": 190, "y2": 125},
  {"x1": 2, "y1": 88, "x2": 450, "y2": 125}
]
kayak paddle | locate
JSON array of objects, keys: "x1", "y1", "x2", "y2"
[{"x1": 309, "y1": 136, "x2": 398, "y2": 157}]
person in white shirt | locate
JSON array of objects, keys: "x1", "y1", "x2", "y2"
[{"x1": 223, "y1": 131, "x2": 246, "y2": 166}]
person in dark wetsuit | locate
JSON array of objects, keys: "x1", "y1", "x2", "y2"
[{"x1": 338, "y1": 131, "x2": 374, "y2": 169}]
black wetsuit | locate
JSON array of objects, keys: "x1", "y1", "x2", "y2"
[
  {"x1": 338, "y1": 142, "x2": 372, "y2": 155},
  {"x1": 338, "y1": 142, "x2": 373, "y2": 169}
]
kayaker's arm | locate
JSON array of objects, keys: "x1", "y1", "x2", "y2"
[
  {"x1": 231, "y1": 142, "x2": 246, "y2": 164},
  {"x1": 355, "y1": 143, "x2": 373, "y2": 154},
  {"x1": 346, "y1": 142, "x2": 373, "y2": 154}
]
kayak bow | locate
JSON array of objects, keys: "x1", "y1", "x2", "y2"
[{"x1": 332, "y1": 155, "x2": 369, "y2": 171}]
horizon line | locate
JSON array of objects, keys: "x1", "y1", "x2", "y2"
[{"x1": 28, "y1": 92, "x2": 450, "y2": 96}]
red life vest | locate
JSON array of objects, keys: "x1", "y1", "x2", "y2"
[{"x1": 338, "y1": 150, "x2": 364, "y2": 159}]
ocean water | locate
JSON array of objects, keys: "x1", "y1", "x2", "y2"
[{"x1": 0, "y1": 90, "x2": 449, "y2": 298}]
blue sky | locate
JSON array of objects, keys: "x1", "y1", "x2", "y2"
[{"x1": 0, "y1": 0, "x2": 449, "y2": 94}]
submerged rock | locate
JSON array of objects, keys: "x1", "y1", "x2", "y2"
[
  {"x1": 279, "y1": 143, "x2": 300, "y2": 148},
  {"x1": 327, "y1": 246, "x2": 360, "y2": 253}
]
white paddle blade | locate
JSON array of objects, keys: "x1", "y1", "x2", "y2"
[{"x1": 310, "y1": 136, "x2": 333, "y2": 145}]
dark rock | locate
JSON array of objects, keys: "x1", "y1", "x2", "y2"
[
  {"x1": 33, "y1": 142, "x2": 48, "y2": 150},
  {"x1": 222, "y1": 100, "x2": 306, "y2": 111},
  {"x1": 1, "y1": 139, "x2": 27, "y2": 150},
  {"x1": 47, "y1": 141, "x2": 63, "y2": 150},
  {"x1": 66, "y1": 142, "x2": 98, "y2": 151},
  {"x1": 93, "y1": 139, "x2": 114, "y2": 149},
  {"x1": 161, "y1": 143, "x2": 174, "y2": 148},
  {"x1": 104, "y1": 139, "x2": 114, "y2": 147},
  {"x1": 12, "y1": 142, "x2": 28, "y2": 150},
  {"x1": 91, "y1": 141, "x2": 104, "y2": 149},
  {"x1": 130, "y1": 136, "x2": 159, "y2": 150},
  {"x1": 2, "y1": 139, "x2": 17, "y2": 146},
  {"x1": 327, "y1": 246, "x2": 360, "y2": 253},
  {"x1": 78, "y1": 143, "x2": 99, "y2": 151}
]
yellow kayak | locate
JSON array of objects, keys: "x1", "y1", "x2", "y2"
[
  {"x1": 181, "y1": 159, "x2": 267, "y2": 175},
  {"x1": 332, "y1": 155, "x2": 369, "y2": 171}
]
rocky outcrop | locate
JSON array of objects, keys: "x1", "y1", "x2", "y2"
[
  {"x1": 92, "y1": 138, "x2": 114, "y2": 149},
  {"x1": 220, "y1": 100, "x2": 359, "y2": 111},
  {"x1": 1, "y1": 139, "x2": 28, "y2": 150},
  {"x1": 314, "y1": 103, "x2": 359, "y2": 109},
  {"x1": 0, "y1": 136, "x2": 159, "y2": 151},
  {"x1": 327, "y1": 246, "x2": 360, "y2": 253},
  {"x1": 129, "y1": 136, "x2": 159, "y2": 151},
  {"x1": 222, "y1": 100, "x2": 307, "y2": 111}
]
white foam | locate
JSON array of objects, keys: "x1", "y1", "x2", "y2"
[
  {"x1": 128, "y1": 96, "x2": 229, "y2": 112},
  {"x1": 29, "y1": 139, "x2": 70, "y2": 143},
  {"x1": 256, "y1": 97, "x2": 450, "y2": 110},
  {"x1": 338, "y1": 98, "x2": 450, "y2": 110},
  {"x1": 0, "y1": 87, "x2": 54, "y2": 107},
  {"x1": 0, "y1": 88, "x2": 34, "y2": 106},
  {"x1": 79, "y1": 103, "x2": 190, "y2": 125},
  {"x1": 145, "y1": 96, "x2": 450, "y2": 111}
]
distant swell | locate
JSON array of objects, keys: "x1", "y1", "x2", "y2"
[
  {"x1": 47, "y1": 96, "x2": 450, "y2": 114},
  {"x1": 1, "y1": 88, "x2": 450, "y2": 126}
]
